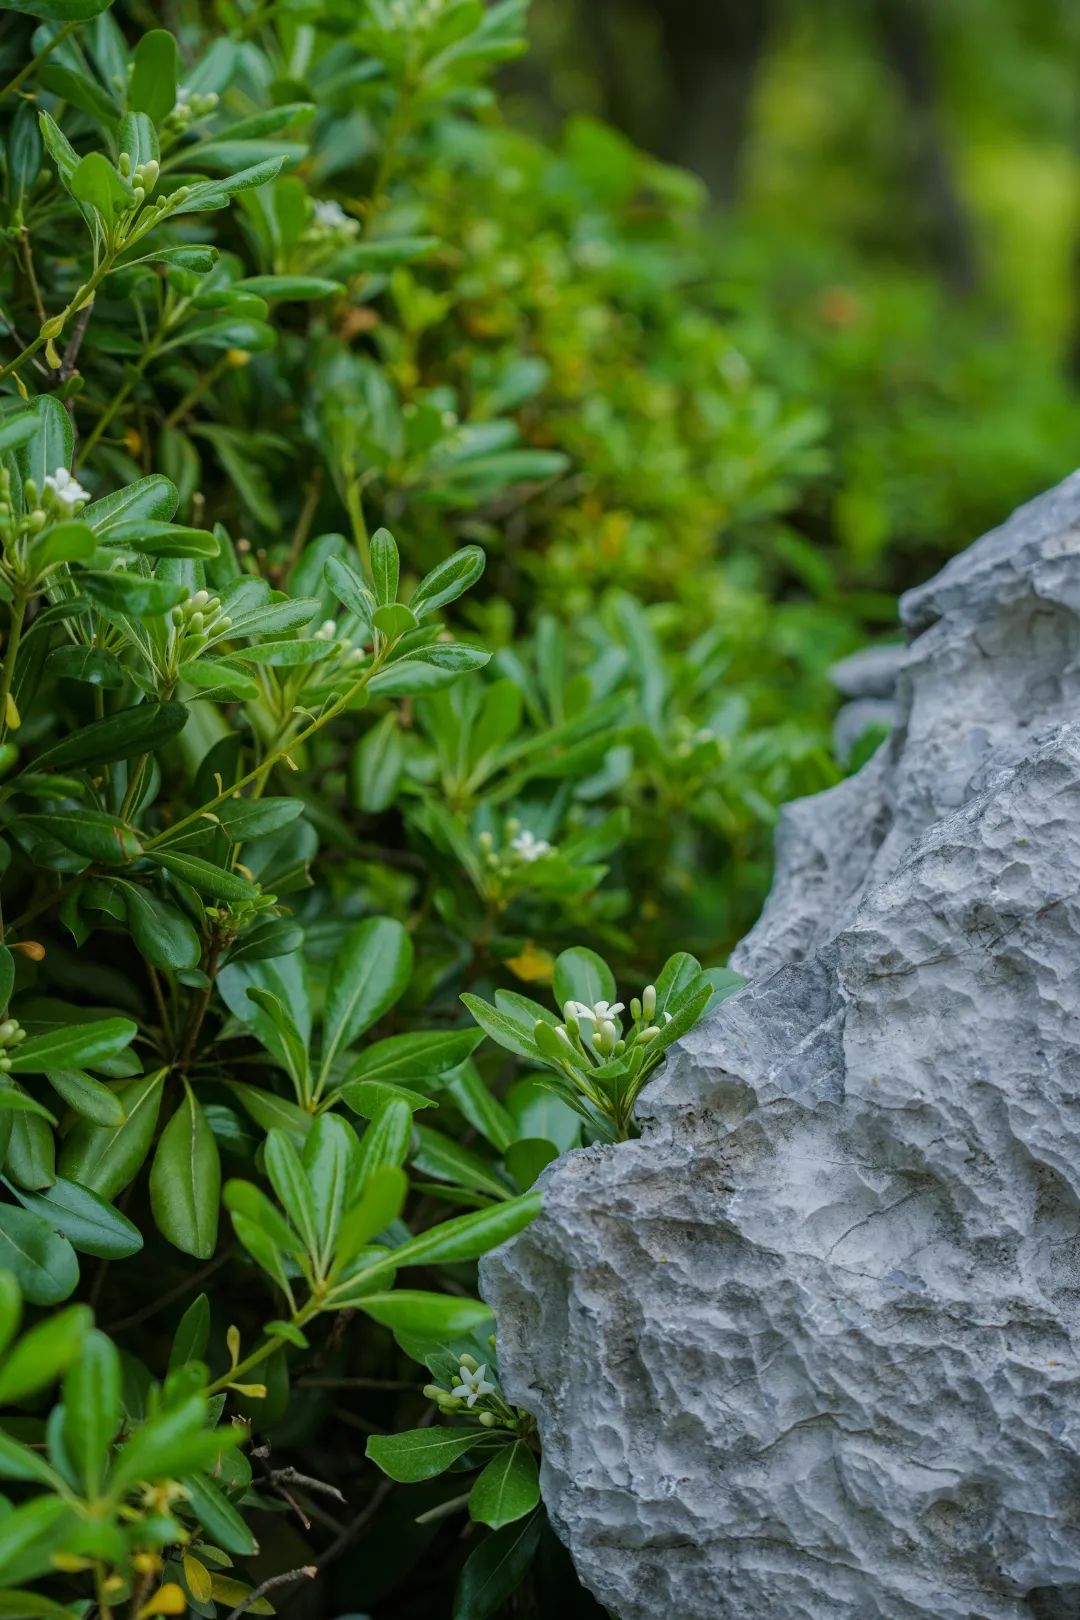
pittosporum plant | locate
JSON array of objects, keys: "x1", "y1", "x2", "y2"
[{"x1": 0, "y1": 0, "x2": 852, "y2": 1614}]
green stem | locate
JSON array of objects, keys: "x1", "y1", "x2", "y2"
[
  {"x1": 0, "y1": 588, "x2": 29, "y2": 745},
  {"x1": 207, "y1": 1301, "x2": 318, "y2": 1396},
  {"x1": 145, "y1": 660, "x2": 383, "y2": 851},
  {"x1": 76, "y1": 323, "x2": 166, "y2": 467},
  {"x1": 0, "y1": 20, "x2": 78, "y2": 103},
  {"x1": 0, "y1": 257, "x2": 110, "y2": 384}
]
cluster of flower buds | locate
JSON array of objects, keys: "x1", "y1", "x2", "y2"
[
  {"x1": 534, "y1": 984, "x2": 674, "y2": 1072},
  {"x1": 0, "y1": 1018, "x2": 28, "y2": 1073},
  {"x1": 171, "y1": 588, "x2": 232, "y2": 656},
  {"x1": 204, "y1": 889, "x2": 277, "y2": 943},
  {"x1": 164, "y1": 85, "x2": 219, "y2": 134},
  {"x1": 478, "y1": 817, "x2": 555, "y2": 873},
  {"x1": 311, "y1": 618, "x2": 366, "y2": 666},
  {"x1": 2, "y1": 465, "x2": 90, "y2": 552},
  {"x1": 117, "y1": 152, "x2": 160, "y2": 205},
  {"x1": 423, "y1": 1354, "x2": 507, "y2": 1428},
  {"x1": 671, "y1": 714, "x2": 720, "y2": 763}
]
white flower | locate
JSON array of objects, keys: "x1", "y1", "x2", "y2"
[
  {"x1": 314, "y1": 619, "x2": 337, "y2": 641},
  {"x1": 510, "y1": 829, "x2": 552, "y2": 862},
  {"x1": 42, "y1": 467, "x2": 88, "y2": 515},
  {"x1": 569, "y1": 997, "x2": 625, "y2": 1024},
  {"x1": 312, "y1": 198, "x2": 351, "y2": 231},
  {"x1": 451, "y1": 1362, "x2": 496, "y2": 1408},
  {"x1": 175, "y1": 85, "x2": 191, "y2": 107}
]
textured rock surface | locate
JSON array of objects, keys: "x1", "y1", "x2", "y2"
[{"x1": 482, "y1": 470, "x2": 1080, "y2": 1619}]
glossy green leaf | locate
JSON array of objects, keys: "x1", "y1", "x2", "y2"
[
  {"x1": 366, "y1": 1425, "x2": 483, "y2": 1482},
  {"x1": 24, "y1": 702, "x2": 186, "y2": 774},
  {"x1": 320, "y1": 916, "x2": 413, "y2": 1079},
  {"x1": 59, "y1": 1070, "x2": 165, "y2": 1199},
  {"x1": 9, "y1": 1018, "x2": 136, "y2": 1075},
  {"x1": 150, "y1": 1087, "x2": 221, "y2": 1257},
  {"x1": 0, "y1": 1207, "x2": 77, "y2": 1306},
  {"x1": 62, "y1": 1329, "x2": 120, "y2": 1494},
  {"x1": 129, "y1": 29, "x2": 178, "y2": 123},
  {"x1": 11, "y1": 1177, "x2": 143, "y2": 1259},
  {"x1": 468, "y1": 1442, "x2": 539, "y2": 1529},
  {"x1": 452, "y1": 1512, "x2": 541, "y2": 1620},
  {"x1": 0, "y1": 1303, "x2": 90, "y2": 1403}
]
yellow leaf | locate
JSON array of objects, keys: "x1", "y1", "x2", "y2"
[
  {"x1": 137, "y1": 1582, "x2": 186, "y2": 1619},
  {"x1": 5, "y1": 693, "x2": 20, "y2": 731},
  {"x1": 506, "y1": 943, "x2": 554, "y2": 984},
  {"x1": 182, "y1": 1554, "x2": 212, "y2": 1604},
  {"x1": 209, "y1": 1576, "x2": 274, "y2": 1616}
]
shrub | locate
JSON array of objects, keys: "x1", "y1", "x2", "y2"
[{"x1": 0, "y1": 1, "x2": 856, "y2": 1614}]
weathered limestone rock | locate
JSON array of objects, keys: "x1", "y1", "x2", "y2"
[{"x1": 482, "y1": 471, "x2": 1080, "y2": 1619}]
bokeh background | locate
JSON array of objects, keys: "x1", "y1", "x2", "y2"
[{"x1": 506, "y1": 0, "x2": 1080, "y2": 601}]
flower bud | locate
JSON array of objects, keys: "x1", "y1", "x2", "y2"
[
  {"x1": 422, "y1": 1384, "x2": 443, "y2": 1402},
  {"x1": 39, "y1": 314, "x2": 65, "y2": 341},
  {"x1": 478, "y1": 1411, "x2": 498, "y2": 1427},
  {"x1": 458, "y1": 1353, "x2": 478, "y2": 1372},
  {"x1": 642, "y1": 984, "x2": 656, "y2": 1021}
]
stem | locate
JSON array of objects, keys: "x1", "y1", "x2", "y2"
[
  {"x1": 161, "y1": 352, "x2": 230, "y2": 431},
  {"x1": 0, "y1": 588, "x2": 29, "y2": 744},
  {"x1": 144, "y1": 662, "x2": 381, "y2": 852},
  {"x1": 0, "y1": 257, "x2": 110, "y2": 384},
  {"x1": 17, "y1": 230, "x2": 46, "y2": 326},
  {"x1": 0, "y1": 20, "x2": 78, "y2": 103},
  {"x1": 75, "y1": 324, "x2": 165, "y2": 467}
]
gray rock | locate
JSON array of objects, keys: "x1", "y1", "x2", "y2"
[
  {"x1": 831, "y1": 695, "x2": 896, "y2": 766},
  {"x1": 830, "y1": 643, "x2": 909, "y2": 699},
  {"x1": 482, "y1": 469, "x2": 1080, "y2": 1618}
]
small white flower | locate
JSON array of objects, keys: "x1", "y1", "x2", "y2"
[
  {"x1": 312, "y1": 198, "x2": 351, "y2": 230},
  {"x1": 42, "y1": 466, "x2": 89, "y2": 515},
  {"x1": 510, "y1": 830, "x2": 552, "y2": 862},
  {"x1": 592, "y1": 999, "x2": 624, "y2": 1020},
  {"x1": 451, "y1": 1362, "x2": 496, "y2": 1408},
  {"x1": 314, "y1": 619, "x2": 337, "y2": 641}
]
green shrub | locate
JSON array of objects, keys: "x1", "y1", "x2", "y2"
[{"x1": 0, "y1": 1, "x2": 866, "y2": 1614}]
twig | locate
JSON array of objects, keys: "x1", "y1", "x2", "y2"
[
  {"x1": 224, "y1": 1567, "x2": 316, "y2": 1620},
  {"x1": 104, "y1": 1247, "x2": 234, "y2": 1333},
  {"x1": 57, "y1": 299, "x2": 94, "y2": 382}
]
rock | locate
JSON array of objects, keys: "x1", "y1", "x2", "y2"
[
  {"x1": 482, "y1": 469, "x2": 1080, "y2": 1619},
  {"x1": 829, "y1": 643, "x2": 909, "y2": 699},
  {"x1": 831, "y1": 695, "x2": 895, "y2": 766}
]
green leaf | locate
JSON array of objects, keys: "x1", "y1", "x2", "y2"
[
  {"x1": 343, "y1": 1029, "x2": 483, "y2": 1087},
  {"x1": 149, "y1": 848, "x2": 258, "y2": 901},
  {"x1": 320, "y1": 916, "x2": 412, "y2": 1080},
  {"x1": 169, "y1": 1292, "x2": 210, "y2": 1370},
  {"x1": 15, "y1": 811, "x2": 140, "y2": 865},
  {"x1": 150, "y1": 1087, "x2": 221, "y2": 1258},
  {"x1": 236, "y1": 276, "x2": 343, "y2": 301},
  {"x1": 9, "y1": 1018, "x2": 136, "y2": 1075},
  {"x1": 105, "y1": 520, "x2": 219, "y2": 559},
  {"x1": 504, "y1": 1138, "x2": 558, "y2": 1190},
  {"x1": 28, "y1": 519, "x2": 96, "y2": 570},
  {"x1": 80, "y1": 571, "x2": 187, "y2": 617},
  {"x1": 114, "y1": 881, "x2": 201, "y2": 971},
  {"x1": 16, "y1": 396, "x2": 71, "y2": 492},
  {"x1": 366, "y1": 1426, "x2": 484, "y2": 1483},
  {"x1": 0, "y1": 1085, "x2": 54, "y2": 1124},
  {"x1": 372, "y1": 603, "x2": 417, "y2": 639},
  {"x1": 0, "y1": 1206, "x2": 77, "y2": 1306},
  {"x1": 169, "y1": 158, "x2": 286, "y2": 215},
  {"x1": 11, "y1": 1177, "x2": 143, "y2": 1259},
  {"x1": 0, "y1": 1495, "x2": 73, "y2": 1589},
  {"x1": 263, "y1": 1130, "x2": 319, "y2": 1256},
  {"x1": 383, "y1": 1192, "x2": 540, "y2": 1272},
  {"x1": 181, "y1": 1469, "x2": 257, "y2": 1557},
  {"x1": 357, "y1": 1290, "x2": 494, "y2": 1340},
  {"x1": 411, "y1": 1126, "x2": 509, "y2": 1200},
  {"x1": 338, "y1": 1079, "x2": 437, "y2": 1117},
  {"x1": 0, "y1": 1303, "x2": 90, "y2": 1402},
  {"x1": 353, "y1": 1097, "x2": 413, "y2": 1189},
  {"x1": 400, "y1": 643, "x2": 490, "y2": 673},
  {"x1": 0, "y1": 1271, "x2": 20, "y2": 1360},
  {"x1": 46, "y1": 1069, "x2": 125, "y2": 1127},
  {"x1": 302, "y1": 1111, "x2": 354, "y2": 1266},
  {"x1": 410, "y1": 546, "x2": 486, "y2": 619},
  {"x1": 225, "y1": 1081, "x2": 312, "y2": 1144},
  {"x1": 333, "y1": 1165, "x2": 407, "y2": 1270},
  {"x1": 62, "y1": 1329, "x2": 120, "y2": 1495},
  {"x1": 129, "y1": 29, "x2": 178, "y2": 123},
  {"x1": 24, "y1": 701, "x2": 187, "y2": 774},
  {"x1": 452, "y1": 1512, "x2": 541, "y2": 1620},
  {"x1": 324, "y1": 556, "x2": 373, "y2": 623},
  {"x1": 350, "y1": 713, "x2": 403, "y2": 813},
  {"x1": 0, "y1": 412, "x2": 38, "y2": 455},
  {"x1": 369, "y1": 527, "x2": 399, "y2": 606},
  {"x1": 70, "y1": 153, "x2": 133, "y2": 222},
  {"x1": 553, "y1": 947, "x2": 616, "y2": 1012},
  {"x1": 461, "y1": 995, "x2": 542, "y2": 1062},
  {"x1": 468, "y1": 1442, "x2": 540, "y2": 1529},
  {"x1": 7, "y1": 0, "x2": 113, "y2": 18},
  {"x1": 110, "y1": 1394, "x2": 237, "y2": 1495},
  {"x1": 82, "y1": 476, "x2": 178, "y2": 535},
  {"x1": 59, "y1": 1070, "x2": 165, "y2": 1199}
]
